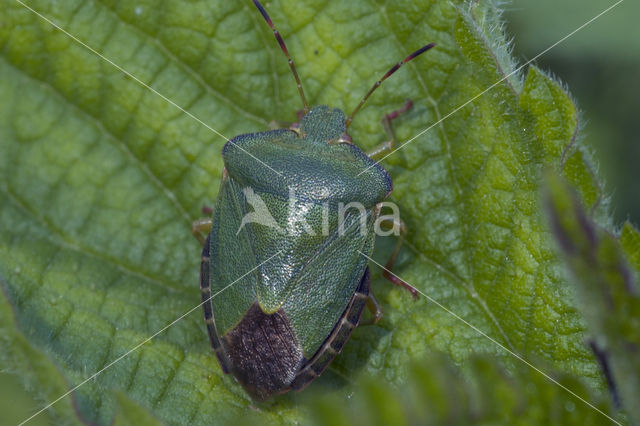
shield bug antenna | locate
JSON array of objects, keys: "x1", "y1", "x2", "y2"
[
  {"x1": 253, "y1": 0, "x2": 309, "y2": 114},
  {"x1": 345, "y1": 43, "x2": 436, "y2": 128}
]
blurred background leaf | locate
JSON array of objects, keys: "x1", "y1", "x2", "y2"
[
  {"x1": 505, "y1": 0, "x2": 640, "y2": 225},
  {"x1": 545, "y1": 171, "x2": 640, "y2": 424},
  {"x1": 310, "y1": 353, "x2": 614, "y2": 426}
]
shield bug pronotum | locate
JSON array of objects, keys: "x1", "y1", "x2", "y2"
[{"x1": 192, "y1": 0, "x2": 434, "y2": 399}]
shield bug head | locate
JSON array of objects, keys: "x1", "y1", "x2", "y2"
[{"x1": 194, "y1": 0, "x2": 433, "y2": 399}]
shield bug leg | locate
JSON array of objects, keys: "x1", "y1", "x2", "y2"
[
  {"x1": 269, "y1": 120, "x2": 289, "y2": 130},
  {"x1": 192, "y1": 218, "x2": 213, "y2": 245},
  {"x1": 268, "y1": 110, "x2": 306, "y2": 133},
  {"x1": 378, "y1": 217, "x2": 420, "y2": 299},
  {"x1": 193, "y1": 202, "x2": 215, "y2": 244},
  {"x1": 359, "y1": 292, "x2": 383, "y2": 326},
  {"x1": 268, "y1": 118, "x2": 303, "y2": 135},
  {"x1": 366, "y1": 99, "x2": 414, "y2": 160}
]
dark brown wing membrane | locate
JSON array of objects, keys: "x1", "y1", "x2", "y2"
[{"x1": 223, "y1": 303, "x2": 304, "y2": 400}]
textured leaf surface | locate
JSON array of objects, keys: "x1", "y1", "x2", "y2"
[
  {"x1": 0, "y1": 0, "x2": 617, "y2": 424},
  {"x1": 310, "y1": 353, "x2": 614, "y2": 426},
  {"x1": 545, "y1": 173, "x2": 640, "y2": 424}
]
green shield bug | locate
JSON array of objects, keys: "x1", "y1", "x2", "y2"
[{"x1": 193, "y1": 0, "x2": 434, "y2": 400}]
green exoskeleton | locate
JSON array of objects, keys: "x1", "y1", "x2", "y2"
[{"x1": 192, "y1": 0, "x2": 434, "y2": 399}]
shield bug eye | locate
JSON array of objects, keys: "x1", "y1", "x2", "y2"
[{"x1": 193, "y1": 0, "x2": 431, "y2": 399}]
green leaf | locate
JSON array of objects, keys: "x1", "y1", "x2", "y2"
[
  {"x1": 310, "y1": 353, "x2": 615, "y2": 425},
  {"x1": 0, "y1": 281, "x2": 83, "y2": 425},
  {"x1": 112, "y1": 392, "x2": 164, "y2": 426},
  {"x1": 0, "y1": 0, "x2": 618, "y2": 424},
  {"x1": 545, "y1": 172, "x2": 640, "y2": 423}
]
